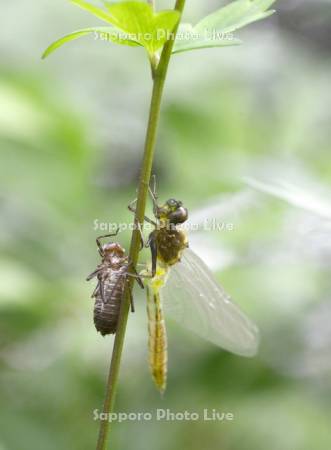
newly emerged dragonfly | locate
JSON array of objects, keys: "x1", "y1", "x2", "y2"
[
  {"x1": 131, "y1": 178, "x2": 259, "y2": 393},
  {"x1": 86, "y1": 229, "x2": 143, "y2": 336}
]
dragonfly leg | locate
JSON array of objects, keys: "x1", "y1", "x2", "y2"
[
  {"x1": 135, "y1": 221, "x2": 146, "y2": 250},
  {"x1": 96, "y1": 228, "x2": 120, "y2": 255},
  {"x1": 91, "y1": 280, "x2": 101, "y2": 298},
  {"x1": 131, "y1": 264, "x2": 145, "y2": 289},
  {"x1": 129, "y1": 289, "x2": 135, "y2": 313},
  {"x1": 126, "y1": 270, "x2": 152, "y2": 282},
  {"x1": 148, "y1": 232, "x2": 158, "y2": 278},
  {"x1": 128, "y1": 199, "x2": 157, "y2": 226},
  {"x1": 149, "y1": 174, "x2": 159, "y2": 216},
  {"x1": 128, "y1": 198, "x2": 137, "y2": 213},
  {"x1": 126, "y1": 259, "x2": 146, "y2": 289},
  {"x1": 86, "y1": 267, "x2": 102, "y2": 281}
]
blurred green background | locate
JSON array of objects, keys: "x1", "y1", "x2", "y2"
[{"x1": 1, "y1": 1, "x2": 331, "y2": 449}]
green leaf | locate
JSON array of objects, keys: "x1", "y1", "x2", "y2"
[
  {"x1": 70, "y1": 0, "x2": 115, "y2": 24},
  {"x1": 103, "y1": 1, "x2": 180, "y2": 54},
  {"x1": 172, "y1": 0, "x2": 275, "y2": 55},
  {"x1": 173, "y1": 23, "x2": 242, "y2": 55},
  {"x1": 41, "y1": 27, "x2": 127, "y2": 59},
  {"x1": 195, "y1": 0, "x2": 276, "y2": 35},
  {"x1": 43, "y1": 1, "x2": 180, "y2": 59}
]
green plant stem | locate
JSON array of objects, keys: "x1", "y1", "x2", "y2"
[{"x1": 95, "y1": 1, "x2": 186, "y2": 450}]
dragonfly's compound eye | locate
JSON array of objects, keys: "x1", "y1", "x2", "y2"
[
  {"x1": 169, "y1": 206, "x2": 188, "y2": 225},
  {"x1": 167, "y1": 198, "x2": 177, "y2": 208}
]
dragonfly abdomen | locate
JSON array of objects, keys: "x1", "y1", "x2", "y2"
[
  {"x1": 94, "y1": 267, "x2": 126, "y2": 336},
  {"x1": 147, "y1": 288, "x2": 168, "y2": 393}
]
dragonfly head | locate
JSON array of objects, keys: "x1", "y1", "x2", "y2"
[
  {"x1": 157, "y1": 198, "x2": 188, "y2": 225},
  {"x1": 102, "y1": 242, "x2": 125, "y2": 259}
]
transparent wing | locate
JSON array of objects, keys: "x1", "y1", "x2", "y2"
[{"x1": 162, "y1": 248, "x2": 259, "y2": 357}]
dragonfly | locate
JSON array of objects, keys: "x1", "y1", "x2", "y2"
[
  {"x1": 130, "y1": 178, "x2": 260, "y2": 393},
  {"x1": 86, "y1": 228, "x2": 143, "y2": 336}
]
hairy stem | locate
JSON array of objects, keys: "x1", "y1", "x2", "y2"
[{"x1": 95, "y1": 1, "x2": 186, "y2": 449}]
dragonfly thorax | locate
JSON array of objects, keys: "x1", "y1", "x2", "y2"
[
  {"x1": 154, "y1": 228, "x2": 188, "y2": 267},
  {"x1": 102, "y1": 243, "x2": 126, "y2": 266}
]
